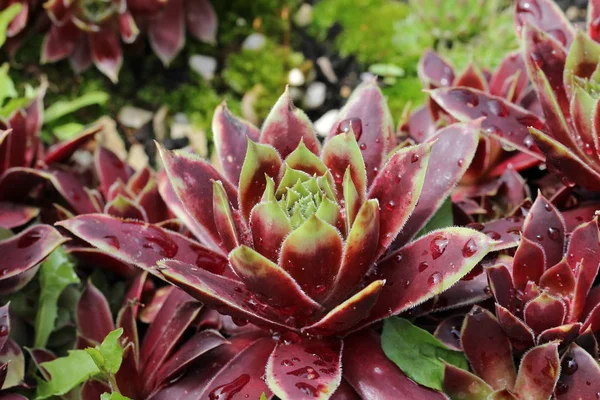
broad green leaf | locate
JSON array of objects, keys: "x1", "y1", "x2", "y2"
[
  {"x1": 415, "y1": 197, "x2": 453, "y2": 239},
  {"x1": 34, "y1": 350, "x2": 100, "y2": 399},
  {"x1": 381, "y1": 317, "x2": 468, "y2": 391},
  {"x1": 53, "y1": 122, "x2": 85, "y2": 140},
  {"x1": 96, "y1": 328, "x2": 124, "y2": 374},
  {"x1": 44, "y1": 91, "x2": 108, "y2": 124},
  {"x1": 0, "y1": 63, "x2": 16, "y2": 104},
  {"x1": 34, "y1": 247, "x2": 80, "y2": 348},
  {"x1": 0, "y1": 3, "x2": 21, "y2": 48},
  {"x1": 101, "y1": 393, "x2": 132, "y2": 400},
  {"x1": 0, "y1": 96, "x2": 29, "y2": 118}
]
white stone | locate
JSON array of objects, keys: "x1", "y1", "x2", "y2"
[
  {"x1": 294, "y1": 4, "x2": 313, "y2": 27},
  {"x1": 242, "y1": 33, "x2": 266, "y2": 50},
  {"x1": 288, "y1": 68, "x2": 305, "y2": 86},
  {"x1": 314, "y1": 109, "x2": 338, "y2": 137},
  {"x1": 303, "y1": 81, "x2": 326, "y2": 109},
  {"x1": 117, "y1": 106, "x2": 153, "y2": 129},
  {"x1": 189, "y1": 55, "x2": 217, "y2": 81}
]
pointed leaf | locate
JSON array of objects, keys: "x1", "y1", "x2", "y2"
[
  {"x1": 495, "y1": 305, "x2": 536, "y2": 354},
  {"x1": 158, "y1": 259, "x2": 294, "y2": 331},
  {"x1": 212, "y1": 103, "x2": 260, "y2": 184},
  {"x1": 158, "y1": 145, "x2": 238, "y2": 250},
  {"x1": 417, "y1": 50, "x2": 455, "y2": 88},
  {"x1": 429, "y1": 87, "x2": 544, "y2": 160},
  {"x1": 539, "y1": 260, "x2": 576, "y2": 298},
  {"x1": 34, "y1": 350, "x2": 100, "y2": 399},
  {"x1": 321, "y1": 131, "x2": 366, "y2": 202},
  {"x1": 279, "y1": 215, "x2": 343, "y2": 303},
  {"x1": 260, "y1": 88, "x2": 320, "y2": 159},
  {"x1": 104, "y1": 195, "x2": 147, "y2": 221},
  {"x1": 521, "y1": 195, "x2": 565, "y2": 268},
  {"x1": 90, "y1": 29, "x2": 122, "y2": 83},
  {"x1": 512, "y1": 236, "x2": 546, "y2": 290},
  {"x1": 368, "y1": 144, "x2": 430, "y2": 257},
  {"x1": 443, "y1": 363, "x2": 493, "y2": 400},
  {"x1": 568, "y1": 219, "x2": 600, "y2": 321},
  {"x1": 0, "y1": 202, "x2": 39, "y2": 229},
  {"x1": 303, "y1": 280, "x2": 384, "y2": 336},
  {"x1": 266, "y1": 336, "x2": 342, "y2": 400},
  {"x1": 57, "y1": 214, "x2": 228, "y2": 276},
  {"x1": 229, "y1": 245, "x2": 323, "y2": 315},
  {"x1": 523, "y1": 293, "x2": 566, "y2": 334},
  {"x1": 186, "y1": 0, "x2": 217, "y2": 43},
  {"x1": 394, "y1": 122, "x2": 479, "y2": 247},
  {"x1": 359, "y1": 228, "x2": 493, "y2": 329},
  {"x1": 212, "y1": 180, "x2": 239, "y2": 252},
  {"x1": 515, "y1": 0, "x2": 574, "y2": 47},
  {"x1": 148, "y1": 0, "x2": 184, "y2": 65},
  {"x1": 238, "y1": 140, "x2": 282, "y2": 221},
  {"x1": 455, "y1": 63, "x2": 488, "y2": 91},
  {"x1": 461, "y1": 306, "x2": 516, "y2": 390},
  {"x1": 328, "y1": 81, "x2": 394, "y2": 184}
]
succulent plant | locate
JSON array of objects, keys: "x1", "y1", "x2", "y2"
[
  {"x1": 0, "y1": 303, "x2": 27, "y2": 397},
  {"x1": 68, "y1": 276, "x2": 227, "y2": 399},
  {"x1": 41, "y1": 0, "x2": 217, "y2": 81},
  {"x1": 57, "y1": 82, "x2": 502, "y2": 398},
  {"x1": 438, "y1": 194, "x2": 600, "y2": 399}
]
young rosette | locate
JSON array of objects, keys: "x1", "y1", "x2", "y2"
[
  {"x1": 441, "y1": 195, "x2": 600, "y2": 398},
  {"x1": 59, "y1": 83, "x2": 496, "y2": 398}
]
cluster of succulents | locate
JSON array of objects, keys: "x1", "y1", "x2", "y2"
[
  {"x1": 5, "y1": 0, "x2": 600, "y2": 399},
  {"x1": 1, "y1": 0, "x2": 217, "y2": 81}
]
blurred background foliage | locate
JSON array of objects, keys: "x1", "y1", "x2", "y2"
[{"x1": 0, "y1": 0, "x2": 517, "y2": 157}]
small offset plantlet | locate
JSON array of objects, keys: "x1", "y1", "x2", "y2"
[{"x1": 59, "y1": 81, "x2": 498, "y2": 398}]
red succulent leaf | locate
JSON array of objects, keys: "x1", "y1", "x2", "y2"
[
  {"x1": 248, "y1": 199, "x2": 291, "y2": 263},
  {"x1": 65, "y1": 247, "x2": 136, "y2": 277},
  {"x1": 212, "y1": 103, "x2": 260, "y2": 184},
  {"x1": 266, "y1": 336, "x2": 342, "y2": 400},
  {"x1": 330, "y1": 381, "x2": 360, "y2": 399},
  {"x1": 82, "y1": 381, "x2": 110, "y2": 400},
  {"x1": 127, "y1": 167, "x2": 152, "y2": 196},
  {"x1": 394, "y1": 122, "x2": 481, "y2": 248},
  {"x1": 5, "y1": 0, "x2": 28, "y2": 37},
  {"x1": 325, "y1": 199, "x2": 379, "y2": 306},
  {"x1": 279, "y1": 215, "x2": 343, "y2": 303},
  {"x1": 321, "y1": 131, "x2": 367, "y2": 204},
  {"x1": 343, "y1": 329, "x2": 448, "y2": 399},
  {"x1": 0, "y1": 202, "x2": 39, "y2": 229},
  {"x1": 0, "y1": 304, "x2": 9, "y2": 352},
  {"x1": 358, "y1": 228, "x2": 493, "y2": 330},
  {"x1": 140, "y1": 299, "x2": 203, "y2": 388},
  {"x1": 495, "y1": 304, "x2": 536, "y2": 354},
  {"x1": 568, "y1": 219, "x2": 600, "y2": 321},
  {"x1": 569, "y1": 90, "x2": 599, "y2": 163},
  {"x1": 523, "y1": 293, "x2": 567, "y2": 334},
  {"x1": 158, "y1": 145, "x2": 238, "y2": 250},
  {"x1": 260, "y1": 88, "x2": 320, "y2": 159},
  {"x1": 115, "y1": 304, "x2": 139, "y2": 398},
  {"x1": 367, "y1": 144, "x2": 431, "y2": 257},
  {"x1": 425, "y1": 272, "x2": 491, "y2": 313},
  {"x1": 104, "y1": 195, "x2": 148, "y2": 221},
  {"x1": 57, "y1": 214, "x2": 228, "y2": 276},
  {"x1": 90, "y1": 27, "x2": 122, "y2": 83},
  {"x1": 521, "y1": 195, "x2": 565, "y2": 268},
  {"x1": 158, "y1": 259, "x2": 295, "y2": 331},
  {"x1": 6, "y1": 87, "x2": 44, "y2": 169},
  {"x1": 429, "y1": 87, "x2": 545, "y2": 160},
  {"x1": 95, "y1": 146, "x2": 130, "y2": 198},
  {"x1": 555, "y1": 343, "x2": 600, "y2": 399},
  {"x1": 462, "y1": 306, "x2": 517, "y2": 390},
  {"x1": 136, "y1": 179, "x2": 170, "y2": 223},
  {"x1": 443, "y1": 363, "x2": 493, "y2": 400},
  {"x1": 186, "y1": 0, "x2": 218, "y2": 43},
  {"x1": 77, "y1": 281, "x2": 115, "y2": 345},
  {"x1": 455, "y1": 63, "x2": 489, "y2": 91},
  {"x1": 328, "y1": 81, "x2": 394, "y2": 184},
  {"x1": 489, "y1": 52, "x2": 528, "y2": 101},
  {"x1": 405, "y1": 106, "x2": 437, "y2": 143},
  {"x1": 488, "y1": 263, "x2": 517, "y2": 311},
  {"x1": 148, "y1": 0, "x2": 185, "y2": 66},
  {"x1": 469, "y1": 216, "x2": 524, "y2": 252},
  {"x1": 530, "y1": 127, "x2": 600, "y2": 190},
  {"x1": 44, "y1": 125, "x2": 101, "y2": 165},
  {"x1": 512, "y1": 236, "x2": 546, "y2": 290},
  {"x1": 41, "y1": 21, "x2": 80, "y2": 63},
  {"x1": 237, "y1": 140, "x2": 282, "y2": 221},
  {"x1": 417, "y1": 50, "x2": 455, "y2": 88},
  {"x1": 434, "y1": 315, "x2": 464, "y2": 351},
  {"x1": 515, "y1": 0, "x2": 574, "y2": 47},
  {"x1": 152, "y1": 334, "x2": 274, "y2": 400},
  {"x1": 0, "y1": 224, "x2": 65, "y2": 285},
  {"x1": 153, "y1": 329, "x2": 228, "y2": 394},
  {"x1": 118, "y1": 11, "x2": 139, "y2": 44},
  {"x1": 538, "y1": 323, "x2": 581, "y2": 344},
  {"x1": 539, "y1": 259, "x2": 576, "y2": 299},
  {"x1": 513, "y1": 342, "x2": 560, "y2": 400},
  {"x1": 589, "y1": 0, "x2": 600, "y2": 42},
  {"x1": 70, "y1": 36, "x2": 93, "y2": 73},
  {"x1": 303, "y1": 280, "x2": 384, "y2": 336},
  {"x1": 228, "y1": 245, "x2": 323, "y2": 315},
  {"x1": 212, "y1": 180, "x2": 240, "y2": 252}
]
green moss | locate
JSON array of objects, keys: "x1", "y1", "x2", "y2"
[
  {"x1": 222, "y1": 39, "x2": 305, "y2": 119},
  {"x1": 382, "y1": 75, "x2": 426, "y2": 120}
]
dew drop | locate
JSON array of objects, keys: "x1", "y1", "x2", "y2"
[
  {"x1": 430, "y1": 235, "x2": 449, "y2": 260},
  {"x1": 488, "y1": 99, "x2": 509, "y2": 117},
  {"x1": 395, "y1": 254, "x2": 403, "y2": 263},
  {"x1": 359, "y1": 143, "x2": 367, "y2": 151},
  {"x1": 0, "y1": 269, "x2": 7, "y2": 276},
  {"x1": 484, "y1": 231, "x2": 501, "y2": 240},
  {"x1": 287, "y1": 366, "x2": 320, "y2": 380},
  {"x1": 457, "y1": 159, "x2": 464, "y2": 167},
  {"x1": 315, "y1": 284, "x2": 327, "y2": 294},
  {"x1": 411, "y1": 153, "x2": 420, "y2": 163},
  {"x1": 281, "y1": 331, "x2": 302, "y2": 345},
  {"x1": 418, "y1": 261, "x2": 430, "y2": 272},
  {"x1": 103, "y1": 235, "x2": 120, "y2": 249},
  {"x1": 337, "y1": 118, "x2": 363, "y2": 140},
  {"x1": 563, "y1": 357, "x2": 578, "y2": 375},
  {"x1": 451, "y1": 88, "x2": 479, "y2": 107},
  {"x1": 0, "y1": 325, "x2": 8, "y2": 337},
  {"x1": 281, "y1": 359, "x2": 294, "y2": 367},
  {"x1": 427, "y1": 272, "x2": 442, "y2": 288},
  {"x1": 524, "y1": 135, "x2": 534, "y2": 148},
  {"x1": 208, "y1": 374, "x2": 250, "y2": 400},
  {"x1": 555, "y1": 381, "x2": 569, "y2": 395},
  {"x1": 466, "y1": 222, "x2": 484, "y2": 231},
  {"x1": 535, "y1": 234, "x2": 543, "y2": 241},
  {"x1": 385, "y1": 200, "x2": 396, "y2": 211},
  {"x1": 547, "y1": 227, "x2": 560, "y2": 241},
  {"x1": 462, "y1": 239, "x2": 478, "y2": 257}
]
